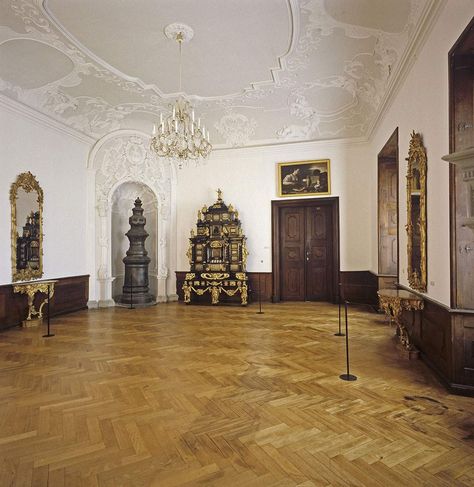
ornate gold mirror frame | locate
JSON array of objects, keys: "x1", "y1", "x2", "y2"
[
  {"x1": 406, "y1": 131, "x2": 427, "y2": 292},
  {"x1": 10, "y1": 172, "x2": 44, "y2": 282}
]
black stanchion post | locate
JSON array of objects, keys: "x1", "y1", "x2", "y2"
[
  {"x1": 130, "y1": 276, "x2": 133, "y2": 309},
  {"x1": 257, "y1": 273, "x2": 264, "y2": 315},
  {"x1": 339, "y1": 300, "x2": 357, "y2": 381},
  {"x1": 334, "y1": 282, "x2": 344, "y2": 336},
  {"x1": 256, "y1": 259, "x2": 264, "y2": 315},
  {"x1": 43, "y1": 283, "x2": 54, "y2": 338}
]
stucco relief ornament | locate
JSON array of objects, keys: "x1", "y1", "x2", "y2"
[
  {"x1": 125, "y1": 139, "x2": 146, "y2": 164},
  {"x1": 96, "y1": 199, "x2": 108, "y2": 218},
  {"x1": 289, "y1": 94, "x2": 315, "y2": 119},
  {"x1": 158, "y1": 265, "x2": 169, "y2": 279},
  {"x1": 214, "y1": 112, "x2": 257, "y2": 147},
  {"x1": 4, "y1": 0, "x2": 154, "y2": 139},
  {"x1": 96, "y1": 135, "x2": 173, "y2": 213},
  {"x1": 97, "y1": 265, "x2": 108, "y2": 280},
  {"x1": 277, "y1": 94, "x2": 321, "y2": 139}
]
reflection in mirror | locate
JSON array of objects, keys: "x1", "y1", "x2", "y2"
[
  {"x1": 406, "y1": 131, "x2": 427, "y2": 292},
  {"x1": 10, "y1": 172, "x2": 43, "y2": 282}
]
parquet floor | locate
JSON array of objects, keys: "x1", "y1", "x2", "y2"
[{"x1": 0, "y1": 302, "x2": 473, "y2": 486}]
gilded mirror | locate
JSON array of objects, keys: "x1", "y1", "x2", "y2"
[
  {"x1": 406, "y1": 131, "x2": 427, "y2": 292},
  {"x1": 10, "y1": 172, "x2": 44, "y2": 282}
]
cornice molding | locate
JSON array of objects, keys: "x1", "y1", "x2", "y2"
[
  {"x1": 366, "y1": 0, "x2": 447, "y2": 142},
  {"x1": 210, "y1": 135, "x2": 369, "y2": 160},
  {"x1": 0, "y1": 94, "x2": 94, "y2": 146}
]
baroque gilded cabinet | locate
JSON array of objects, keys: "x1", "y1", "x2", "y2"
[{"x1": 182, "y1": 190, "x2": 249, "y2": 305}]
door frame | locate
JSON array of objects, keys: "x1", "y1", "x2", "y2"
[
  {"x1": 271, "y1": 197, "x2": 340, "y2": 302},
  {"x1": 377, "y1": 127, "x2": 399, "y2": 280}
]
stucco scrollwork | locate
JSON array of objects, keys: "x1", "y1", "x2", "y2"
[
  {"x1": 92, "y1": 132, "x2": 174, "y2": 305},
  {"x1": 214, "y1": 112, "x2": 257, "y2": 147}
]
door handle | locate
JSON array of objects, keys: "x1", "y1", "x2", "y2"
[{"x1": 306, "y1": 250, "x2": 310, "y2": 261}]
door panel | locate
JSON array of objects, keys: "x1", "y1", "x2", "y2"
[
  {"x1": 280, "y1": 207, "x2": 305, "y2": 300},
  {"x1": 279, "y1": 204, "x2": 334, "y2": 301},
  {"x1": 306, "y1": 206, "x2": 332, "y2": 300}
]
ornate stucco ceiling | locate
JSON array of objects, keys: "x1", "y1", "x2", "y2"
[{"x1": 0, "y1": 0, "x2": 438, "y2": 147}]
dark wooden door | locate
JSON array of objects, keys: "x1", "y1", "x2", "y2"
[
  {"x1": 280, "y1": 207, "x2": 305, "y2": 300},
  {"x1": 305, "y1": 205, "x2": 333, "y2": 300},
  {"x1": 279, "y1": 203, "x2": 335, "y2": 301}
]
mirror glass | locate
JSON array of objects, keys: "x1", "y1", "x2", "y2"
[
  {"x1": 10, "y1": 172, "x2": 43, "y2": 282},
  {"x1": 406, "y1": 131, "x2": 427, "y2": 292}
]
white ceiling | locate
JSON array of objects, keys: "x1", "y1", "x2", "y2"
[{"x1": 0, "y1": 0, "x2": 436, "y2": 148}]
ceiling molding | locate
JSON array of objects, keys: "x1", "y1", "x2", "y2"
[
  {"x1": 366, "y1": 0, "x2": 446, "y2": 142},
  {"x1": 42, "y1": 0, "x2": 299, "y2": 102},
  {"x1": 1, "y1": 0, "x2": 437, "y2": 149},
  {"x1": 0, "y1": 93, "x2": 95, "y2": 145}
]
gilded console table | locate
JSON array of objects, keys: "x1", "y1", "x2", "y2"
[
  {"x1": 377, "y1": 289, "x2": 424, "y2": 354},
  {"x1": 13, "y1": 280, "x2": 58, "y2": 327}
]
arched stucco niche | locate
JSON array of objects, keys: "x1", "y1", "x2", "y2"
[
  {"x1": 111, "y1": 182, "x2": 158, "y2": 301},
  {"x1": 86, "y1": 130, "x2": 177, "y2": 307}
]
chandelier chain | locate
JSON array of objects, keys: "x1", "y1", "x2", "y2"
[{"x1": 178, "y1": 36, "x2": 182, "y2": 93}]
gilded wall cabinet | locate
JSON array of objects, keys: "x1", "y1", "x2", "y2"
[
  {"x1": 10, "y1": 172, "x2": 44, "y2": 282},
  {"x1": 406, "y1": 131, "x2": 427, "y2": 292}
]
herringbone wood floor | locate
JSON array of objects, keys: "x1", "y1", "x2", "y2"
[{"x1": 0, "y1": 302, "x2": 473, "y2": 486}]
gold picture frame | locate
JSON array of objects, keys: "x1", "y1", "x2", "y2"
[
  {"x1": 277, "y1": 159, "x2": 331, "y2": 197},
  {"x1": 10, "y1": 171, "x2": 44, "y2": 282},
  {"x1": 406, "y1": 131, "x2": 427, "y2": 292}
]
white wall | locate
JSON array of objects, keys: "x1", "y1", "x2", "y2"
[
  {"x1": 177, "y1": 139, "x2": 372, "y2": 273},
  {"x1": 0, "y1": 104, "x2": 91, "y2": 284},
  {"x1": 368, "y1": 0, "x2": 474, "y2": 306}
]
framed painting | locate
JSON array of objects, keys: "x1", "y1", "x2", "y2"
[{"x1": 277, "y1": 159, "x2": 331, "y2": 197}]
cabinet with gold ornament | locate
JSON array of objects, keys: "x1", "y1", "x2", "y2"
[{"x1": 183, "y1": 189, "x2": 249, "y2": 305}]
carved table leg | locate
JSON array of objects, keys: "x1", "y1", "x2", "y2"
[{"x1": 395, "y1": 309, "x2": 419, "y2": 359}]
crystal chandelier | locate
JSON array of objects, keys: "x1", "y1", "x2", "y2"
[{"x1": 151, "y1": 23, "x2": 212, "y2": 167}]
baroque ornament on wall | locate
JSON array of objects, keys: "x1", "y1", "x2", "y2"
[
  {"x1": 92, "y1": 132, "x2": 175, "y2": 304},
  {"x1": 214, "y1": 112, "x2": 257, "y2": 147}
]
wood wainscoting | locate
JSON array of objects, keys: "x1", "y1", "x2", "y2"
[
  {"x1": 340, "y1": 271, "x2": 378, "y2": 305},
  {"x1": 175, "y1": 271, "x2": 273, "y2": 303},
  {"x1": 338, "y1": 270, "x2": 398, "y2": 306},
  {"x1": 399, "y1": 290, "x2": 474, "y2": 396},
  {"x1": 0, "y1": 275, "x2": 89, "y2": 330}
]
